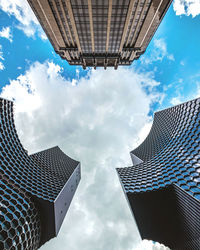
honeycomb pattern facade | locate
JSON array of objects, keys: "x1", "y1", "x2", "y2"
[
  {"x1": 30, "y1": 146, "x2": 79, "y2": 197},
  {"x1": 0, "y1": 98, "x2": 81, "y2": 248},
  {"x1": 117, "y1": 97, "x2": 200, "y2": 249},
  {"x1": 0, "y1": 177, "x2": 40, "y2": 250}
]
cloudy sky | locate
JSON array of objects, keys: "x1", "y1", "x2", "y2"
[{"x1": 0, "y1": 1, "x2": 200, "y2": 249}]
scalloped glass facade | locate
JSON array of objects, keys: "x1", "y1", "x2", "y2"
[
  {"x1": 0, "y1": 98, "x2": 81, "y2": 249},
  {"x1": 117, "y1": 98, "x2": 200, "y2": 249}
]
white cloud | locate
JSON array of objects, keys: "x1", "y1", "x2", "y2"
[
  {"x1": 1, "y1": 61, "x2": 166, "y2": 250},
  {"x1": 0, "y1": 44, "x2": 4, "y2": 71},
  {"x1": 170, "y1": 96, "x2": 182, "y2": 106},
  {"x1": 180, "y1": 60, "x2": 185, "y2": 66},
  {"x1": 0, "y1": 44, "x2": 3, "y2": 60},
  {"x1": 137, "y1": 122, "x2": 152, "y2": 145},
  {"x1": 0, "y1": 61, "x2": 4, "y2": 71},
  {"x1": 194, "y1": 82, "x2": 200, "y2": 98},
  {"x1": 170, "y1": 81, "x2": 200, "y2": 106},
  {"x1": 0, "y1": 0, "x2": 46, "y2": 39},
  {"x1": 167, "y1": 54, "x2": 175, "y2": 61},
  {"x1": 135, "y1": 240, "x2": 170, "y2": 250},
  {"x1": 0, "y1": 27, "x2": 12, "y2": 42},
  {"x1": 141, "y1": 38, "x2": 175, "y2": 65},
  {"x1": 173, "y1": 0, "x2": 187, "y2": 15},
  {"x1": 173, "y1": 0, "x2": 200, "y2": 17}
]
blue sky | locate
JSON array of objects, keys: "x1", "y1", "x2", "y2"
[
  {"x1": 1, "y1": 3, "x2": 200, "y2": 112},
  {"x1": 0, "y1": 1, "x2": 200, "y2": 250}
]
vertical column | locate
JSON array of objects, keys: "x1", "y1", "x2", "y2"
[
  {"x1": 88, "y1": 0, "x2": 95, "y2": 53},
  {"x1": 119, "y1": 0, "x2": 135, "y2": 53},
  {"x1": 66, "y1": 0, "x2": 82, "y2": 53},
  {"x1": 106, "y1": 0, "x2": 112, "y2": 53}
]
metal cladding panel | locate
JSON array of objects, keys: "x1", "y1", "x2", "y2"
[
  {"x1": 173, "y1": 184, "x2": 200, "y2": 250},
  {"x1": 54, "y1": 163, "x2": 81, "y2": 235},
  {"x1": 0, "y1": 98, "x2": 81, "y2": 248},
  {"x1": 30, "y1": 146, "x2": 81, "y2": 245},
  {"x1": 0, "y1": 176, "x2": 41, "y2": 250},
  {"x1": 117, "y1": 97, "x2": 200, "y2": 249},
  {"x1": 31, "y1": 198, "x2": 55, "y2": 246},
  {"x1": 126, "y1": 184, "x2": 200, "y2": 249},
  {"x1": 126, "y1": 185, "x2": 182, "y2": 248},
  {"x1": 130, "y1": 153, "x2": 143, "y2": 165},
  {"x1": 29, "y1": 146, "x2": 79, "y2": 202}
]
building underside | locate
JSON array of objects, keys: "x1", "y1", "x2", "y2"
[{"x1": 27, "y1": 0, "x2": 172, "y2": 69}]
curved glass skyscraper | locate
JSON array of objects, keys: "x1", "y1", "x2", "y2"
[
  {"x1": 117, "y1": 98, "x2": 200, "y2": 249},
  {"x1": 0, "y1": 98, "x2": 81, "y2": 249}
]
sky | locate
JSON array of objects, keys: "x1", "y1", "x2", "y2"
[{"x1": 0, "y1": 0, "x2": 200, "y2": 250}]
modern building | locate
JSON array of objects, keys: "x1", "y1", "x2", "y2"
[
  {"x1": 0, "y1": 98, "x2": 81, "y2": 249},
  {"x1": 117, "y1": 98, "x2": 200, "y2": 249},
  {"x1": 27, "y1": 0, "x2": 172, "y2": 69}
]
